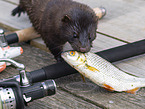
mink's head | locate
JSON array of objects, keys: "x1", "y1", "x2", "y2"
[{"x1": 60, "y1": 7, "x2": 98, "y2": 53}]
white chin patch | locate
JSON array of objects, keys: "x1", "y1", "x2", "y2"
[{"x1": 63, "y1": 42, "x2": 73, "y2": 51}]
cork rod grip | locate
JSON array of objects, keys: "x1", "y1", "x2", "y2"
[{"x1": 15, "y1": 27, "x2": 40, "y2": 42}]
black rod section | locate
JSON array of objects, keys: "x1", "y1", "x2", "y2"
[
  {"x1": 28, "y1": 39, "x2": 145, "y2": 83},
  {"x1": 96, "y1": 39, "x2": 145, "y2": 62},
  {"x1": 5, "y1": 33, "x2": 19, "y2": 44}
]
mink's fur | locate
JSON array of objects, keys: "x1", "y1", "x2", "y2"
[{"x1": 12, "y1": 0, "x2": 98, "y2": 62}]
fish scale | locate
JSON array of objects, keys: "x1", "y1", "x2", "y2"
[
  {"x1": 86, "y1": 53, "x2": 137, "y2": 80},
  {"x1": 62, "y1": 51, "x2": 145, "y2": 93}
]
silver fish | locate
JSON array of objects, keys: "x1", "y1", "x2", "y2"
[{"x1": 61, "y1": 51, "x2": 145, "y2": 93}]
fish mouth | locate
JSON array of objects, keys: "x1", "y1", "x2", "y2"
[{"x1": 61, "y1": 52, "x2": 66, "y2": 59}]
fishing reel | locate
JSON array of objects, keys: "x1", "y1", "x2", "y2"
[{"x1": 0, "y1": 59, "x2": 56, "y2": 109}]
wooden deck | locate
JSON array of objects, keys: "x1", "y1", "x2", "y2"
[{"x1": 0, "y1": 0, "x2": 145, "y2": 108}]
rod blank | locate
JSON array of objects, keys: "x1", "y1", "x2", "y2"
[{"x1": 28, "y1": 39, "x2": 145, "y2": 83}]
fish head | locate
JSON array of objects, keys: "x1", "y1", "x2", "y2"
[{"x1": 61, "y1": 51, "x2": 86, "y2": 66}]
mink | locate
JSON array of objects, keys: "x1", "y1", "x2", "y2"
[{"x1": 12, "y1": 0, "x2": 98, "y2": 62}]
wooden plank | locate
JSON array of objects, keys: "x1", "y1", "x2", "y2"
[
  {"x1": 2, "y1": 0, "x2": 19, "y2": 5},
  {"x1": 98, "y1": 6, "x2": 145, "y2": 42},
  {"x1": 114, "y1": 54, "x2": 145, "y2": 77},
  {"x1": 27, "y1": 89, "x2": 101, "y2": 109},
  {"x1": 76, "y1": 0, "x2": 145, "y2": 42},
  {"x1": 0, "y1": 0, "x2": 31, "y2": 29},
  {"x1": 91, "y1": 34, "x2": 125, "y2": 52}
]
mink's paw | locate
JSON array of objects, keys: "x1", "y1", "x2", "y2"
[{"x1": 11, "y1": 6, "x2": 25, "y2": 17}]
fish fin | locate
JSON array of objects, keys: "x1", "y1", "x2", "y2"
[
  {"x1": 125, "y1": 87, "x2": 140, "y2": 94},
  {"x1": 80, "y1": 74, "x2": 86, "y2": 82},
  {"x1": 103, "y1": 84, "x2": 115, "y2": 92},
  {"x1": 85, "y1": 64, "x2": 99, "y2": 72}
]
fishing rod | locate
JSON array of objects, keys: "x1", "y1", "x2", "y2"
[
  {"x1": 3, "y1": 38, "x2": 145, "y2": 84},
  {"x1": 5, "y1": 27, "x2": 40, "y2": 44},
  {"x1": 28, "y1": 38, "x2": 145, "y2": 83}
]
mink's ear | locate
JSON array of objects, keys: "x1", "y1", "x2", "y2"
[{"x1": 61, "y1": 15, "x2": 71, "y2": 23}]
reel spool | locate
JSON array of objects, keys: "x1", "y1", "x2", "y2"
[{"x1": 0, "y1": 87, "x2": 16, "y2": 109}]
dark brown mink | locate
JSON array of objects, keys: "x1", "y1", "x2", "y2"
[{"x1": 12, "y1": 0, "x2": 98, "y2": 62}]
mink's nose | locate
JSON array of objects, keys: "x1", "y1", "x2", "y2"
[{"x1": 80, "y1": 47, "x2": 87, "y2": 52}]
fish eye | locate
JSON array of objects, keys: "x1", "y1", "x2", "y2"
[{"x1": 69, "y1": 51, "x2": 75, "y2": 56}]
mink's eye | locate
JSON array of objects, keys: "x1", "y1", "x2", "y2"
[{"x1": 73, "y1": 32, "x2": 79, "y2": 38}]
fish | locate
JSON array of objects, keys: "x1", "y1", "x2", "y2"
[{"x1": 61, "y1": 51, "x2": 145, "y2": 94}]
